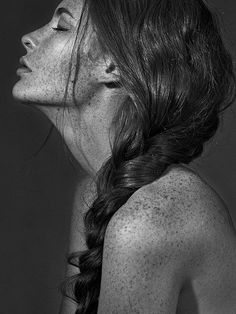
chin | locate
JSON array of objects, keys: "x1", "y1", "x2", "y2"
[
  {"x1": 12, "y1": 80, "x2": 38, "y2": 104},
  {"x1": 12, "y1": 83, "x2": 55, "y2": 107},
  {"x1": 12, "y1": 80, "x2": 69, "y2": 109}
]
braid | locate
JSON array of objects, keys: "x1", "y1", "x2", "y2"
[
  {"x1": 59, "y1": 108, "x2": 220, "y2": 313},
  {"x1": 70, "y1": 147, "x2": 171, "y2": 313},
  {"x1": 59, "y1": 0, "x2": 236, "y2": 313}
]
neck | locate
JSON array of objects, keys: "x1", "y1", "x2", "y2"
[{"x1": 69, "y1": 173, "x2": 97, "y2": 252}]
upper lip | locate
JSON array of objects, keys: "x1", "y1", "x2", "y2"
[{"x1": 19, "y1": 57, "x2": 32, "y2": 71}]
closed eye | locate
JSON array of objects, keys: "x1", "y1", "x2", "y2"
[{"x1": 52, "y1": 26, "x2": 68, "y2": 32}]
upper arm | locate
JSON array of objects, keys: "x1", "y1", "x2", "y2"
[{"x1": 97, "y1": 190, "x2": 197, "y2": 314}]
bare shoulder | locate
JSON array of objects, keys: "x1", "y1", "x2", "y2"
[
  {"x1": 145, "y1": 164, "x2": 236, "y2": 265},
  {"x1": 111, "y1": 163, "x2": 235, "y2": 234},
  {"x1": 149, "y1": 164, "x2": 236, "y2": 234},
  {"x1": 107, "y1": 163, "x2": 236, "y2": 271},
  {"x1": 99, "y1": 164, "x2": 236, "y2": 312}
]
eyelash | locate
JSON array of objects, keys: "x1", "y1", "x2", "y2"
[{"x1": 52, "y1": 26, "x2": 68, "y2": 32}]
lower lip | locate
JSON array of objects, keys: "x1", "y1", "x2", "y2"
[{"x1": 16, "y1": 67, "x2": 32, "y2": 75}]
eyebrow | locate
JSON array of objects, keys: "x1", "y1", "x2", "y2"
[{"x1": 55, "y1": 7, "x2": 74, "y2": 19}]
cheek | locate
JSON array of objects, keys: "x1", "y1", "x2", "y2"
[
  {"x1": 40, "y1": 38, "x2": 73, "y2": 81},
  {"x1": 12, "y1": 35, "x2": 75, "y2": 106},
  {"x1": 72, "y1": 57, "x2": 102, "y2": 107}
]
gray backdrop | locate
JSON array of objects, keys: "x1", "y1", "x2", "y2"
[{"x1": 0, "y1": 0, "x2": 235, "y2": 313}]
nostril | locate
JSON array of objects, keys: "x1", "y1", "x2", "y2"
[
  {"x1": 21, "y1": 35, "x2": 34, "y2": 50},
  {"x1": 25, "y1": 42, "x2": 32, "y2": 48}
]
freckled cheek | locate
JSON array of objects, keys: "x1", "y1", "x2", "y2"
[
  {"x1": 72, "y1": 59, "x2": 102, "y2": 103},
  {"x1": 35, "y1": 38, "x2": 74, "y2": 86},
  {"x1": 72, "y1": 72, "x2": 98, "y2": 106}
]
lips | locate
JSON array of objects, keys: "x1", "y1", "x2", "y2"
[{"x1": 19, "y1": 57, "x2": 32, "y2": 72}]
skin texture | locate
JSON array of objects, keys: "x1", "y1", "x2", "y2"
[
  {"x1": 97, "y1": 165, "x2": 236, "y2": 314},
  {"x1": 12, "y1": 0, "x2": 236, "y2": 313}
]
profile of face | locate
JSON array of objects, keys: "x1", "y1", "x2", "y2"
[{"x1": 12, "y1": 0, "x2": 127, "y2": 178}]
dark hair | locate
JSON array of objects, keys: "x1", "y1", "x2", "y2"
[{"x1": 59, "y1": 0, "x2": 236, "y2": 313}]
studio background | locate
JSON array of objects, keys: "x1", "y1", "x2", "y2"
[{"x1": 1, "y1": 0, "x2": 236, "y2": 313}]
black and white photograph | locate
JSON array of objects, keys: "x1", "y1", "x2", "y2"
[{"x1": 1, "y1": 0, "x2": 236, "y2": 313}]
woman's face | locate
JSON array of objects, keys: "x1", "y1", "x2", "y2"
[{"x1": 12, "y1": 0, "x2": 86, "y2": 106}]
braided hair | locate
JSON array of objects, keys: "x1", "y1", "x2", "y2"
[{"x1": 59, "y1": 0, "x2": 236, "y2": 313}]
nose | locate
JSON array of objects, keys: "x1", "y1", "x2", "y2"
[{"x1": 21, "y1": 33, "x2": 36, "y2": 51}]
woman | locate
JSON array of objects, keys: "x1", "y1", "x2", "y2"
[{"x1": 12, "y1": 0, "x2": 236, "y2": 313}]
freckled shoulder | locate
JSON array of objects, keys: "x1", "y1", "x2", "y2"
[
  {"x1": 98, "y1": 164, "x2": 236, "y2": 313},
  {"x1": 109, "y1": 164, "x2": 234, "y2": 233},
  {"x1": 143, "y1": 164, "x2": 236, "y2": 264},
  {"x1": 146, "y1": 164, "x2": 236, "y2": 238},
  {"x1": 99, "y1": 165, "x2": 222, "y2": 313},
  {"x1": 106, "y1": 164, "x2": 236, "y2": 272},
  {"x1": 147, "y1": 164, "x2": 236, "y2": 231}
]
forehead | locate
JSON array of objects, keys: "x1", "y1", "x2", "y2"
[{"x1": 56, "y1": 0, "x2": 84, "y2": 18}]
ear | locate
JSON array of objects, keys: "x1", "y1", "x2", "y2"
[{"x1": 100, "y1": 58, "x2": 121, "y2": 89}]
